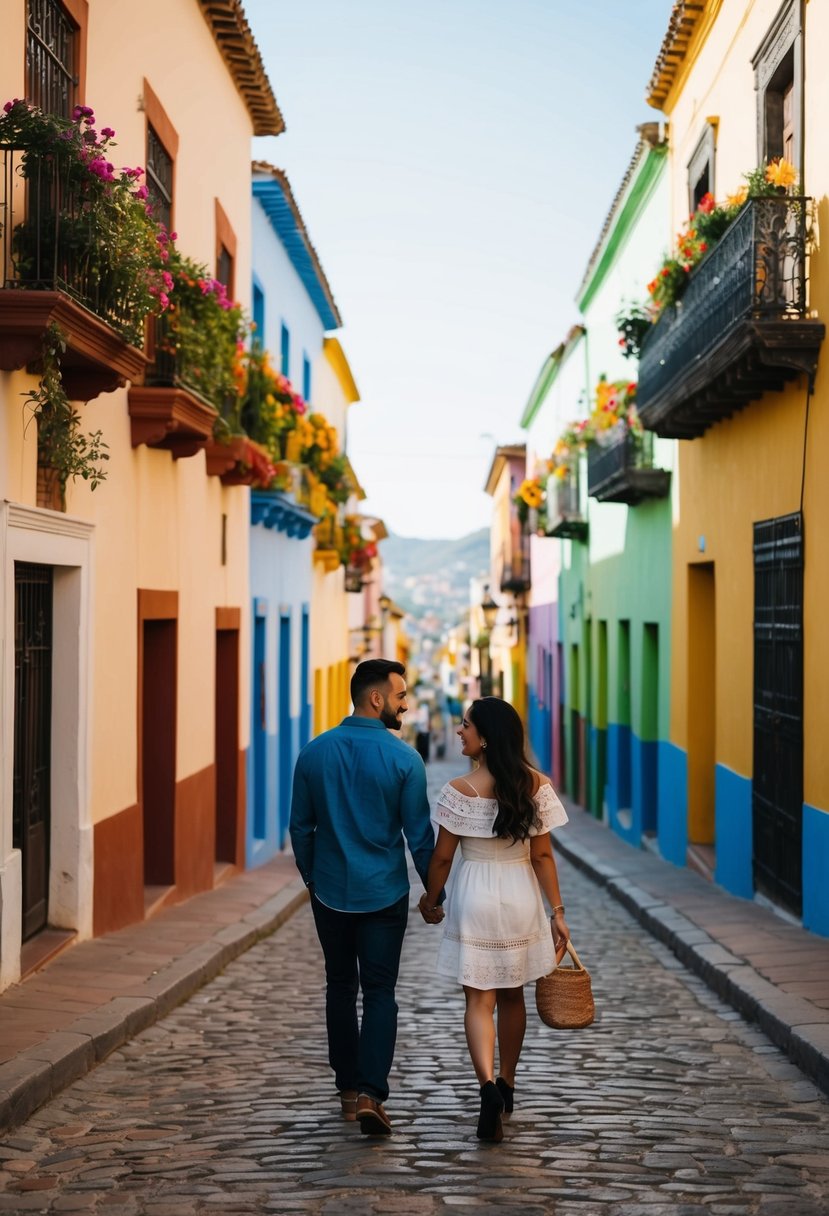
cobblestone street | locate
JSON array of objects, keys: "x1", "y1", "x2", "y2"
[{"x1": 2, "y1": 760, "x2": 829, "y2": 1215}]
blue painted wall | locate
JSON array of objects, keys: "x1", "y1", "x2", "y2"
[
  {"x1": 714, "y1": 764, "x2": 753, "y2": 898},
  {"x1": 802, "y1": 804, "x2": 829, "y2": 937},
  {"x1": 658, "y1": 740, "x2": 688, "y2": 866},
  {"x1": 247, "y1": 503, "x2": 315, "y2": 868}
]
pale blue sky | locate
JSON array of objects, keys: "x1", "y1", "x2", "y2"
[{"x1": 246, "y1": 0, "x2": 673, "y2": 538}]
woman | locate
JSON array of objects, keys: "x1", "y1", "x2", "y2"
[{"x1": 419, "y1": 697, "x2": 570, "y2": 1143}]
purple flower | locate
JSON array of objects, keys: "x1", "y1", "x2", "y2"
[
  {"x1": 72, "y1": 104, "x2": 94, "y2": 121},
  {"x1": 161, "y1": 270, "x2": 174, "y2": 291},
  {"x1": 158, "y1": 291, "x2": 170, "y2": 310},
  {"x1": 82, "y1": 128, "x2": 98, "y2": 143},
  {"x1": 135, "y1": 185, "x2": 149, "y2": 199},
  {"x1": 169, "y1": 231, "x2": 178, "y2": 241},
  {"x1": 100, "y1": 126, "x2": 115, "y2": 139}
]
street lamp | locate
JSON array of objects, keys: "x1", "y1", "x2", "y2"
[{"x1": 478, "y1": 585, "x2": 498, "y2": 698}]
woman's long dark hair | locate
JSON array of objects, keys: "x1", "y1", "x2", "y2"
[{"x1": 467, "y1": 697, "x2": 536, "y2": 841}]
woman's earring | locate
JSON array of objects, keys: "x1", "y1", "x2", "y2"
[{"x1": 481, "y1": 741, "x2": 487, "y2": 750}]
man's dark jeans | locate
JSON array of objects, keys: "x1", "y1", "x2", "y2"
[{"x1": 310, "y1": 892, "x2": 409, "y2": 1102}]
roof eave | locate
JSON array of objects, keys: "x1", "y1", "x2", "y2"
[
  {"x1": 198, "y1": 1, "x2": 285, "y2": 136},
  {"x1": 252, "y1": 162, "x2": 342, "y2": 331}
]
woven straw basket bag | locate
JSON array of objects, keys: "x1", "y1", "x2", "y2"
[{"x1": 535, "y1": 941, "x2": 595, "y2": 1029}]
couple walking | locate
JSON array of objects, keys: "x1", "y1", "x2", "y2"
[{"x1": 289, "y1": 658, "x2": 569, "y2": 1143}]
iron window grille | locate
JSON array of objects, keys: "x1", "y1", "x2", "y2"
[
  {"x1": 146, "y1": 124, "x2": 173, "y2": 233},
  {"x1": 26, "y1": 0, "x2": 76, "y2": 118}
]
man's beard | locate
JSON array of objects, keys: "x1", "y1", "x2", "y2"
[{"x1": 380, "y1": 704, "x2": 403, "y2": 731}]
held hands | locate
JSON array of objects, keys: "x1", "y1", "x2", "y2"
[
  {"x1": 419, "y1": 892, "x2": 445, "y2": 924},
  {"x1": 551, "y1": 908, "x2": 570, "y2": 962}
]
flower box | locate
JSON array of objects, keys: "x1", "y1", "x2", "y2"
[
  {"x1": 127, "y1": 386, "x2": 217, "y2": 458},
  {"x1": 0, "y1": 289, "x2": 146, "y2": 399},
  {"x1": 546, "y1": 476, "x2": 588, "y2": 542},
  {"x1": 586, "y1": 428, "x2": 670, "y2": 505},
  {"x1": 204, "y1": 436, "x2": 278, "y2": 486}
]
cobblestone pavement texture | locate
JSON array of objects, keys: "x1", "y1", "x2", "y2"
[{"x1": 1, "y1": 760, "x2": 829, "y2": 1215}]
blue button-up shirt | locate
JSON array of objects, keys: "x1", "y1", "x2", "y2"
[{"x1": 289, "y1": 716, "x2": 435, "y2": 913}]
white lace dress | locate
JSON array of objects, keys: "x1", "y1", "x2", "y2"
[{"x1": 433, "y1": 782, "x2": 569, "y2": 990}]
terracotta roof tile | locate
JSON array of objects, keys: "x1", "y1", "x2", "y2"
[
  {"x1": 646, "y1": 1, "x2": 706, "y2": 111},
  {"x1": 198, "y1": 0, "x2": 285, "y2": 136}
]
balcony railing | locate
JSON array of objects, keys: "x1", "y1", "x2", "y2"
[
  {"x1": 545, "y1": 475, "x2": 588, "y2": 541},
  {"x1": 1, "y1": 145, "x2": 144, "y2": 346},
  {"x1": 499, "y1": 541, "x2": 530, "y2": 594},
  {"x1": 587, "y1": 429, "x2": 670, "y2": 505},
  {"x1": 638, "y1": 196, "x2": 824, "y2": 437},
  {"x1": 0, "y1": 145, "x2": 147, "y2": 395}
]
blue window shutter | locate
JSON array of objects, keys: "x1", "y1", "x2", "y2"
[
  {"x1": 280, "y1": 322, "x2": 290, "y2": 378},
  {"x1": 302, "y1": 354, "x2": 311, "y2": 402},
  {"x1": 252, "y1": 280, "x2": 265, "y2": 347}
]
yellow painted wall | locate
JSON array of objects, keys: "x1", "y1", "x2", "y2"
[
  {"x1": 665, "y1": 0, "x2": 829, "y2": 815},
  {"x1": 309, "y1": 342, "x2": 359, "y2": 733}
]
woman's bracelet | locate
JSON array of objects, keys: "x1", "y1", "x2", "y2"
[{"x1": 551, "y1": 904, "x2": 565, "y2": 914}]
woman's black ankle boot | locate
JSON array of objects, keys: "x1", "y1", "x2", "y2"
[
  {"x1": 495, "y1": 1076, "x2": 514, "y2": 1115},
  {"x1": 477, "y1": 1080, "x2": 505, "y2": 1142}
]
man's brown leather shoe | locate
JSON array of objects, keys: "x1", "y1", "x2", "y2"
[
  {"x1": 356, "y1": 1093, "x2": 392, "y2": 1135},
  {"x1": 339, "y1": 1090, "x2": 358, "y2": 1122}
]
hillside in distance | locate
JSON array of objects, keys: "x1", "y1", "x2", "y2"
[{"x1": 381, "y1": 528, "x2": 490, "y2": 631}]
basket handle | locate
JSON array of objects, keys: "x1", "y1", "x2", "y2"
[{"x1": 560, "y1": 940, "x2": 586, "y2": 971}]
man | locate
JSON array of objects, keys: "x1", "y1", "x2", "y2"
[{"x1": 290, "y1": 658, "x2": 441, "y2": 1136}]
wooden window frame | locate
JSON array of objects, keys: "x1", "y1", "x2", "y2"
[
  {"x1": 142, "y1": 79, "x2": 178, "y2": 233},
  {"x1": 687, "y1": 122, "x2": 716, "y2": 215},
  {"x1": 752, "y1": 0, "x2": 802, "y2": 177},
  {"x1": 214, "y1": 198, "x2": 237, "y2": 298},
  {"x1": 25, "y1": 0, "x2": 88, "y2": 115}
]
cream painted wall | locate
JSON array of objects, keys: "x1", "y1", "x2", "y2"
[
  {"x1": 1, "y1": 0, "x2": 259, "y2": 825},
  {"x1": 87, "y1": 3, "x2": 253, "y2": 310}
]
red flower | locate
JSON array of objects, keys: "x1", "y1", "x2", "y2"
[{"x1": 697, "y1": 192, "x2": 716, "y2": 214}]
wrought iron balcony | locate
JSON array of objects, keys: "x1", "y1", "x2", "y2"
[
  {"x1": 545, "y1": 475, "x2": 588, "y2": 541},
  {"x1": 638, "y1": 196, "x2": 824, "y2": 437},
  {"x1": 587, "y1": 430, "x2": 670, "y2": 505},
  {"x1": 499, "y1": 541, "x2": 530, "y2": 594},
  {"x1": 344, "y1": 565, "x2": 366, "y2": 593},
  {"x1": 0, "y1": 145, "x2": 145, "y2": 346},
  {"x1": 0, "y1": 144, "x2": 147, "y2": 396}
]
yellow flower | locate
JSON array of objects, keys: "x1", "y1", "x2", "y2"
[
  {"x1": 726, "y1": 184, "x2": 748, "y2": 208},
  {"x1": 517, "y1": 478, "x2": 544, "y2": 508},
  {"x1": 765, "y1": 158, "x2": 797, "y2": 190}
]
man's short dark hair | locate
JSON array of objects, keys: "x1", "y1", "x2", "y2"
[{"x1": 351, "y1": 659, "x2": 406, "y2": 706}]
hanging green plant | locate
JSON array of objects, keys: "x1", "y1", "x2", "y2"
[{"x1": 23, "y1": 323, "x2": 109, "y2": 505}]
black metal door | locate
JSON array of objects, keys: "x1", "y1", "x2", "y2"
[
  {"x1": 752, "y1": 513, "x2": 803, "y2": 915},
  {"x1": 13, "y1": 562, "x2": 53, "y2": 940}
]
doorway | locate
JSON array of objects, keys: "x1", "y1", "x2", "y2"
[
  {"x1": 140, "y1": 614, "x2": 177, "y2": 900},
  {"x1": 13, "y1": 562, "x2": 53, "y2": 941},
  {"x1": 215, "y1": 622, "x2": 240, "y2": 867},
  {"x1": 687, "y1": 563, "x2": 716, "y2": 877},
  {"x1": 641, "y1": 622, "x2": 659, "y2": 835},
  {"x1": 752, "y1": 514, "x2": 803, "y2": 915},
  {"x1": 278, "y1": 611, "x2": 292, "y2": 847}
]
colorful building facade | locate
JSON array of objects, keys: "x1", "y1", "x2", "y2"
[
  {"x1": 642, "y1": 0, "x2": 828, "y2": 933},
  {"x1": 0, "y1": 0, "x2": 283, "y2": 986}
]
